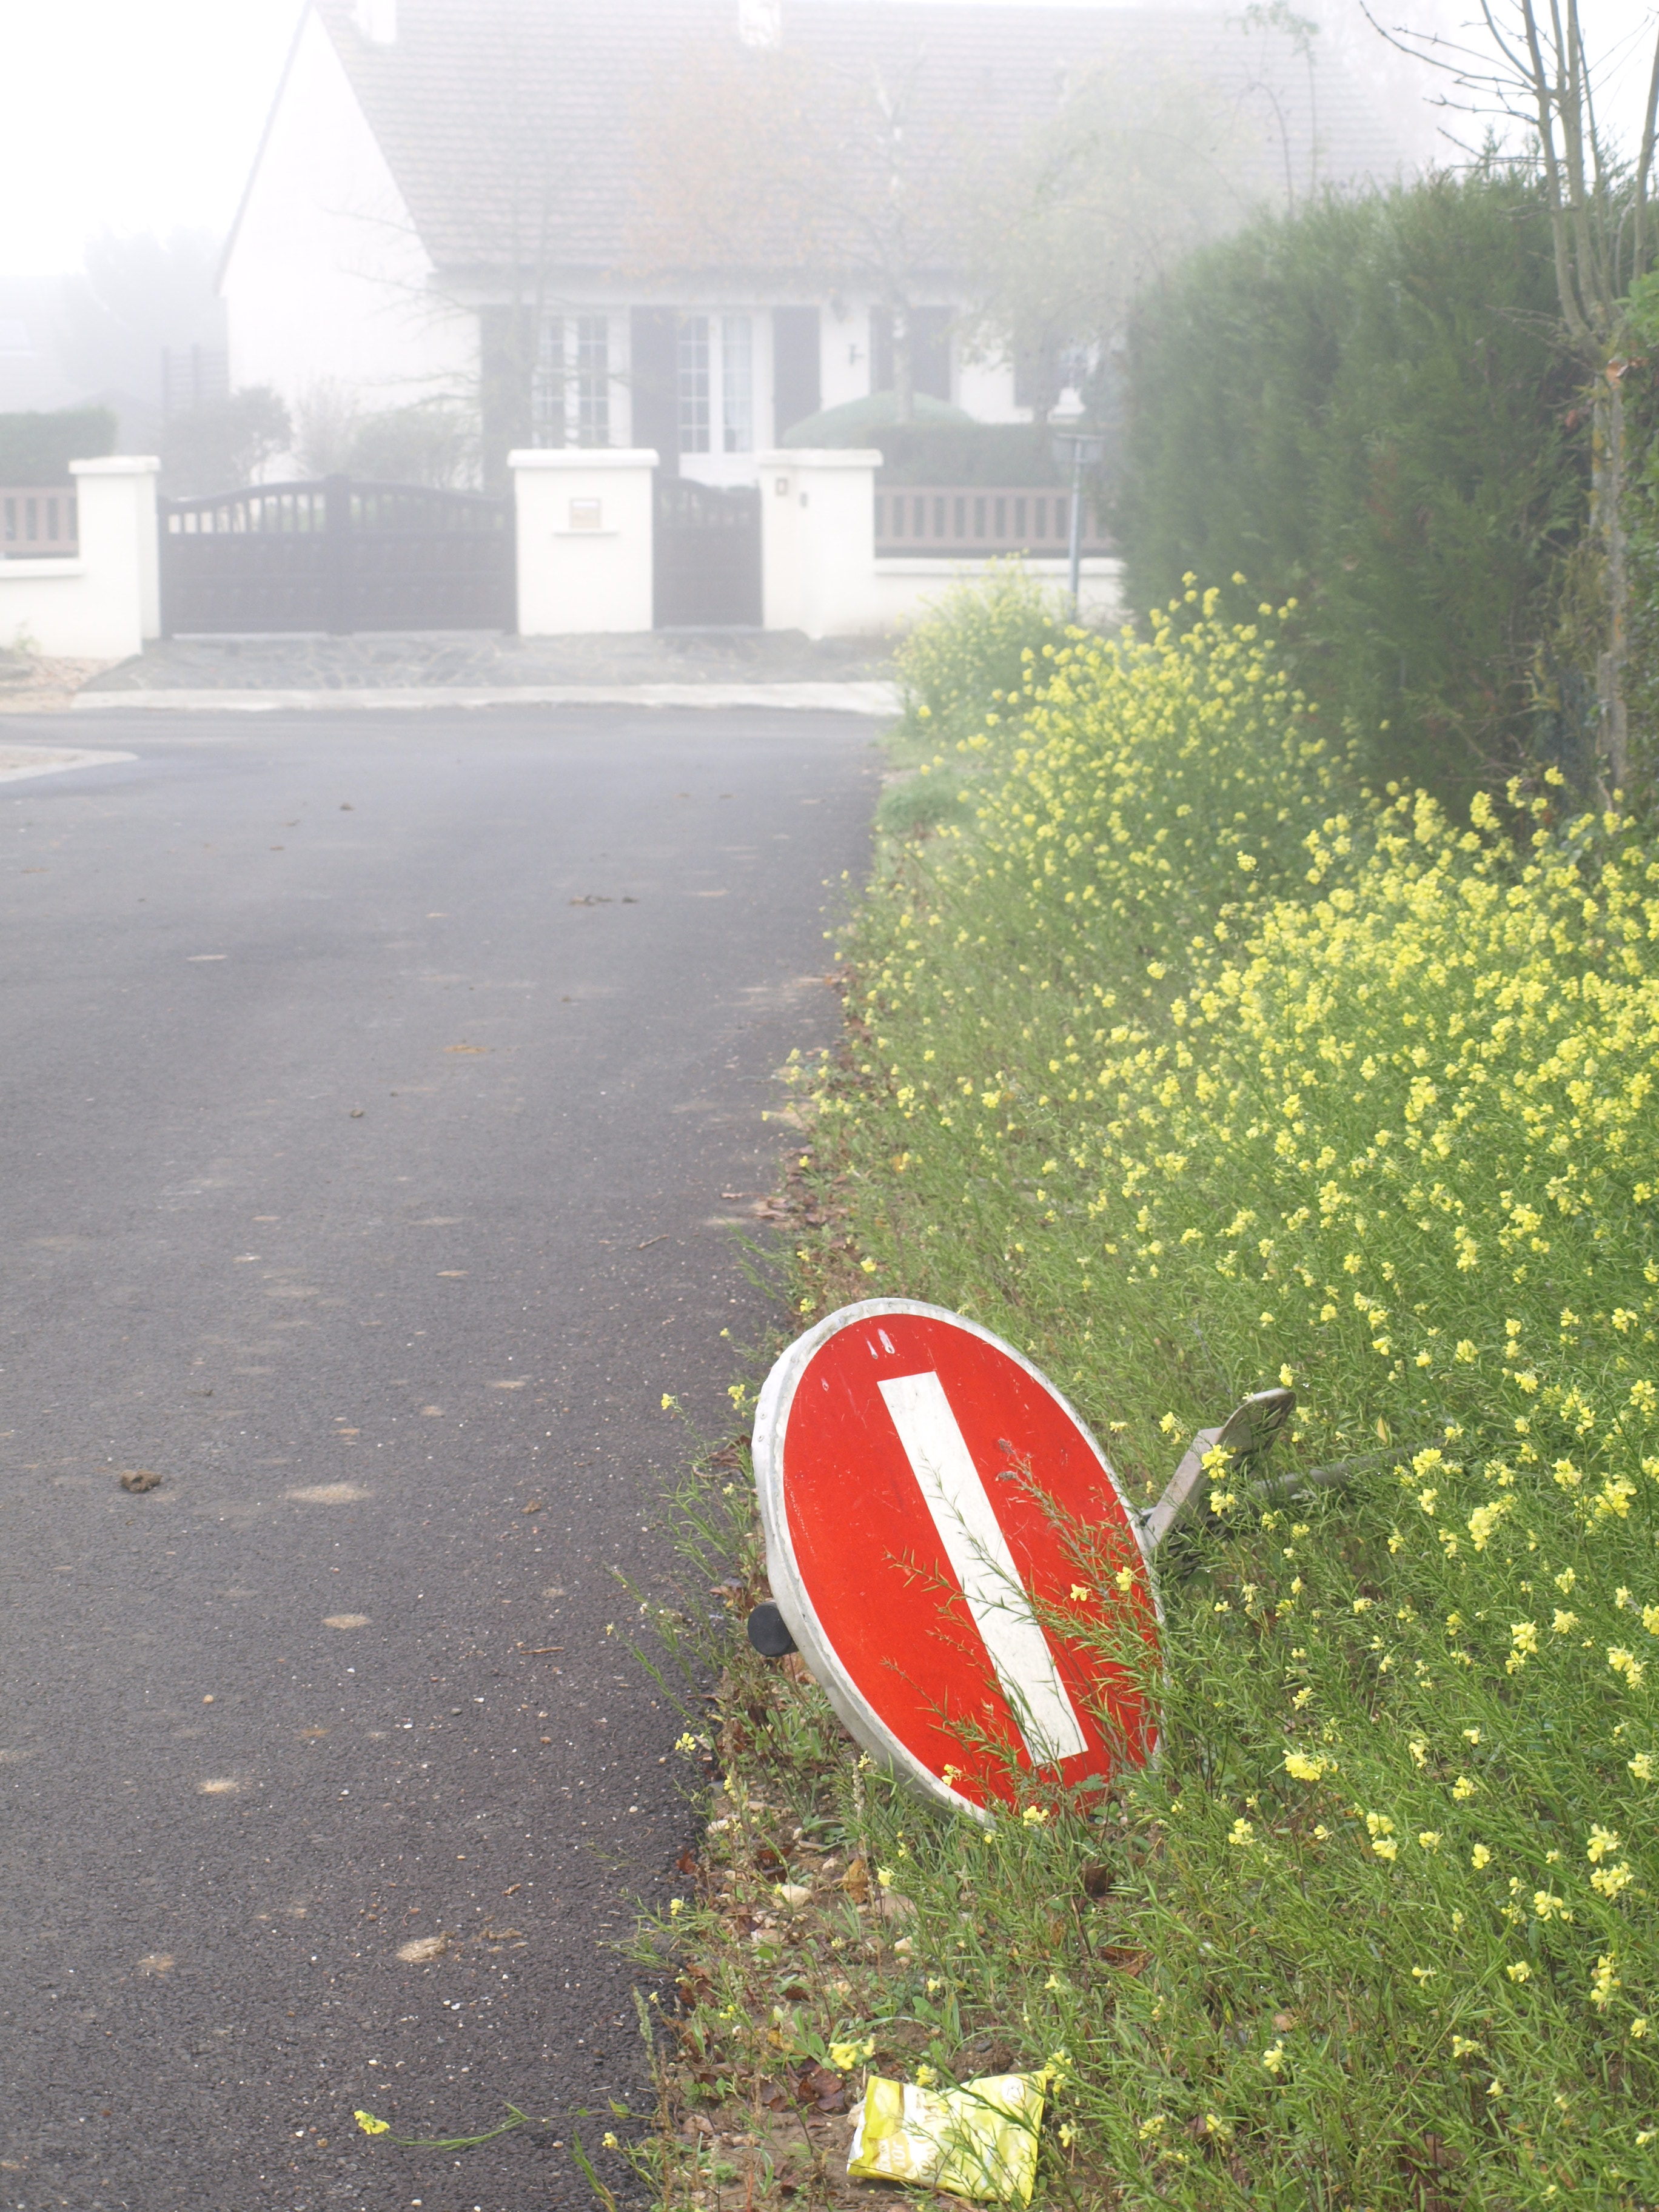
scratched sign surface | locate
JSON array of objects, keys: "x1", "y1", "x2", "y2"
[{"x1": 752, "y1": 1299, "x2": 1160, "y2": 1816}]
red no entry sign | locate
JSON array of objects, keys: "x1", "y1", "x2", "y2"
[{"x1": 752, "y1": 1299, "x2": 1160, "y2": 1817}]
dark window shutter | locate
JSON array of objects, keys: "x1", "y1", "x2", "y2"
[
  {"x1": 913, "y1": 307, "x2": 952, "y2": 402},
  {"x1": 772, "y1": 307, "x2": 820, "y2": 437},
  {"x1": 629, "y1": 308, "x2": 680, "y2": 475},
  {"x1": 870, "y1": 307, "x2": 893, "y2": 395}
]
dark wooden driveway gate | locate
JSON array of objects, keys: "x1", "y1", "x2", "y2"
[
  {"x1": 652, "y1": 477, "x2": 761, "y2": 628},
  {"x1": 158, "y1": 475, "x2": 515, "y2": 635}
]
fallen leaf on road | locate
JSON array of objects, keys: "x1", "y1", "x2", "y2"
[
  {"x1": 323, "y1": 1614, "x2": 370, "y2": 1630},
  {"x1": 490, "y1": 1379, "x2": 529, "y2": 1390},
  {"x1": 522, "y1": 1501, "x2": 542, "y2": 1514},
  {"x1": 118, "y1": 1469, "x2": 162, "y2": 1493},
  {"x1": 136, "y1": 1954, "x2": 175, "y2": 1976},
  {"x1": 397, "y1": 1933, "x2": 451, "y2": 1963},
  {"x1": 285, "y1": 1483, "x2": 370, "y2": 1503},
  {"x1": 198, "y1": 1778, "x2": 240, "y2": 1795},
  {"x1": 444, "y1": 1044, "x2": 488, "y2": 1054}
]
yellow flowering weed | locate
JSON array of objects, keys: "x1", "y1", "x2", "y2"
[{"x1": 783, "y1": 585, "x2": 1659, "y2": 2204}]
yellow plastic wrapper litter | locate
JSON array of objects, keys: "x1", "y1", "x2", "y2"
[{"x1": 846, "y1": 2073, "x2": 1045, "y2": 2204}]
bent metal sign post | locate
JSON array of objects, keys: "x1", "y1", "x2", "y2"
[{"x1": 751, "y1": 1298, "x2": 1163, "y2": 1820}]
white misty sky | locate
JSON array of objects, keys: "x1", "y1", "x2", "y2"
[{"x1": 0, "y1": 0, "x2": 1655, "y2": 278}]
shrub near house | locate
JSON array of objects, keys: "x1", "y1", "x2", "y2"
[{"x1": 0, "y1": 407, "x2": 116, "y2": 483}]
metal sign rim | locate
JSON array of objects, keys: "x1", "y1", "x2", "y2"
[{"x1": 751, "y1": 1296, "x2": 1161, "y2": 1821}]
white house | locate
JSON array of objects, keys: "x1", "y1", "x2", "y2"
[{"x1": 220, "y1": 0, "x2": 1403, "y2": 488}]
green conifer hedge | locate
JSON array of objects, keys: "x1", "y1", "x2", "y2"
[{"x1": 1116, "y1": 170, "x2": 1586, "y2": 799}]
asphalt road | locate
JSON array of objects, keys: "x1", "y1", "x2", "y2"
[{"x1": 0, "y1": 704, "x2": 877, "y2": 2211}]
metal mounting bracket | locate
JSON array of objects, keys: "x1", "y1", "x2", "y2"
[{"x1": 1140, "y1": 1386, "x2": 1296, "y2": 1553}]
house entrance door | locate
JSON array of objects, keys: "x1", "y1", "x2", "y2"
[
  {"x1": 652, "y1": 477, "x2": 761, "y2": 628},
  {"x1": 158, "y1": 475, "x2": 515, "y2": 635}
]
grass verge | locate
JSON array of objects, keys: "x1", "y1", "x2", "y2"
[{"x1": 628, "y1": 578, "x2": 1659, "y2": 2211}]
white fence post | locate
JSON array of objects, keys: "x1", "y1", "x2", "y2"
[
  {"x1": 759, "y1": 449, "x2": 882, "y2": 638},
  {"x1": 0, "y1": 458, "x2": 159, "y2": 660},
  {"x1": 510, "y1": 449, "x2": 658, "y2": 635}
]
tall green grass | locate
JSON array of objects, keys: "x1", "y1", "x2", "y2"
[{"x1": 769, "y1": 581, "x2": 1659, "y2": 2205}]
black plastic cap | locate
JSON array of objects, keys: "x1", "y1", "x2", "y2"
[{"x1": 746, "y1": 1601, "x2": 798, "y2": 1658}]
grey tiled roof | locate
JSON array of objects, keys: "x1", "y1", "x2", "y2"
[{"x1": 312, "y1": 0, "x2": 1406, "y2": 281}]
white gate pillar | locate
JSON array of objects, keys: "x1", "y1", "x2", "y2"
[
  {"x1": 74, "y1": 457, "x2": 161, "y2": 649},
  {"x1": 510, "y1": 449, "x2": 657, "y2": 635},
  {"x1": 759, "y1": 449, "x2": 881, "y2": 638}
]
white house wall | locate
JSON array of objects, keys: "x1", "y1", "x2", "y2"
[
  {"x1": 220, "y1": 6, "x2": 475, "y2": 426},
  {"x1": 956, "y1": 349, "x2": 1024, "y2": 425},
  {"x1": 817, "y1": 302, "x2": 871, "y2": 416}
]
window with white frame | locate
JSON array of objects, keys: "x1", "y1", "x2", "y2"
[
  {"x1": 677, "y1": 316, "x2": 711, "y2": 454},
  {"x1": 575, "y1": 315, "x2": 609, "y2": 446},
  {"x1": 531, "y1": 314, "x2": 612, "y2": 446},
  {"x1": 721, "y1": 314, "x2": 752, "y2": 452},
  {"x1": 676, "y1": 315, "x2": 755, "y2": 455},
  {"x1": 531, "y1": 317, "x2": 564, "y2": 446}
]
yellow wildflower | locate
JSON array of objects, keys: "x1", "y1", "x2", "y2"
[{"x1": 1609, "y1": 1647, "x2": 1647, "y2": 1689}]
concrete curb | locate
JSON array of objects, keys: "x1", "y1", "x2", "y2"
[{"x1": 70, "y1": 679, "x2": 902, "y2": 717}]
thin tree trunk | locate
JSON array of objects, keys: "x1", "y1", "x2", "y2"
[{"x1": 1594, "y1": 364, "x2": 1631, "y2": 791}]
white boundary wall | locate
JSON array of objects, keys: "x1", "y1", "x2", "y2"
[
  {"x1": 872, "y1": 554, "x2": 1121, "y2": 632},
  {"x1": 511, "y1": 449, "x2": 657, "y2": 635},
  {"x1": 760, "y1": 449, "x2": 1119, "y2": 638},
  {"x1": 0, "y1": 459, "x2": 160, "y2": 660},
  {"x1": 1, "y1": 451, "x2": 1117, "y2": 659}
]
